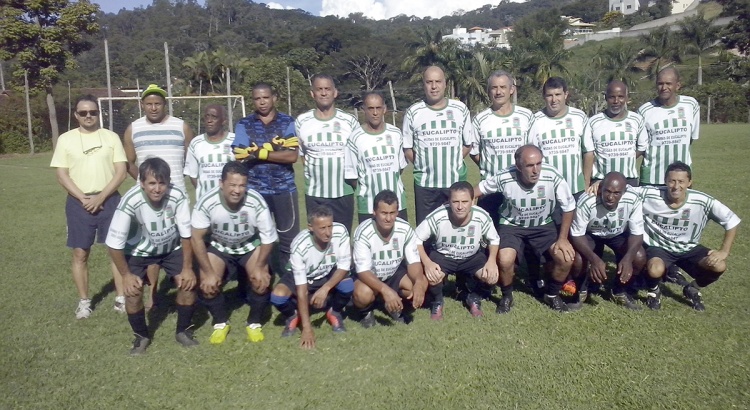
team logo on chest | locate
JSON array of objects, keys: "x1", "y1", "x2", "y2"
[
  {"x1": 165, "y1": 205, "x2": 174, "y2": 218},
  {"x1": 677, "y1": 107, "x2": 685, "y2": 120},
  {"x1": 468, "y1": 225, "x2": 476, "y2": 236},
  {"x1": 681, "y1": 209, "x2": 690, "y2": 220},
  {"x1": 565, "y1": 118, "x2": 573, "y2": 129},
  {"x1": 385, "y1": 135, "x2": 393, "y2": 146},
  {"x1": 333, "y1": 121, "x2": 341, "y2": 133},
  {"x1": 618, "y1": 207, "x2": 625, "y2": 220},
  {"x1": 446, "y1": 110, "x2": 454, "y2": 121},
  {"x1": 625, "y1": 122, "x2": 632, "y2": 132},
  {"x1": 537, "y1": 186, "x2": 545, "y2": 198},
  {"x1": 240, "y1": 211, "x2": 249, "y2": 224},
  {"x1": 512, "y1": 117, "x2": 520, "y2": 129},
  {"x1": 392, "y1": 237, "x2": 399, "y2": 250},
  {"x1": 223, "y1": 144, "x2": 231, "y2": 154}
]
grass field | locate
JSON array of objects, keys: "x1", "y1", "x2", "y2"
[{"x1": 1, "y1": 124, "x2": 749, "y2": 409}]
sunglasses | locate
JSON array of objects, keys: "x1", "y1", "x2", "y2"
[{"x1": 77, "y1": 110, "x2": 99, "y2": 117}]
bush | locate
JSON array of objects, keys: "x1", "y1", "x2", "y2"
[
  {"x1": 683, "y1": 81, "x2": 750, "y2": 123},
  {"x1": 0, "y1": 92, "x2": 47, "y2": 154}
]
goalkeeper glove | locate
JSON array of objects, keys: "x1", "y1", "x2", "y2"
[{"x1": 271, "y1": 135, "x2": 299, "y2": 150}]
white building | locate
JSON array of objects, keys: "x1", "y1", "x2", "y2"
[
  {"x1": 442, "y1": 26, "x2": 512, "y2": 49},
  {"x1": 562, "y1": 16, "x2": 596, "y2": 36},
  {"x1": 608, "y1": 0, "x2": 641, "y2": 15}
]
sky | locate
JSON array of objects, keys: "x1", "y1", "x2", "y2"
[{"x1": 95, "y1": 0, "x2": 527, "y2": 20}]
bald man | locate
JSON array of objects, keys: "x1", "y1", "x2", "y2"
[
  {"x1": 582, "y1": 81, "x2": 648, "y2": 188},
  {"x1": 474, "y1": 145, "x2": 577, "y2": 313},
  {"x1": 570, "y1": 172, "x2": 647, "y2": 310},
  {"x1": 403, "y1": 66, "x2": 474, "y2": 224}
]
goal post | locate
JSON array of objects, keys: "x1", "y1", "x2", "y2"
[{"x1": 97, "y1": 95, "x2": 246, "y2": 137}]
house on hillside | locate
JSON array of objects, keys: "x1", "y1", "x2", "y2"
[
  {"x1": 608, "y1": 0, "x2": 642, "y2": 15},
  {"x1": 562, "y1": 16, "x2": 596, "y2": 36},
  {"x1": 442, "y1": 26, "x2": 512, "y2": 49}
]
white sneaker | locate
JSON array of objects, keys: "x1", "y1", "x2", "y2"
[
  {"x1": 113, "y1": 296, "x2": 126, "y2": 313},
  {"x1": 76, "y1": 299, "x2": 92, "y2": 319}
]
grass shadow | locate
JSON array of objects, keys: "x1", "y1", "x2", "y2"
[{"x1": 90, "y1": 279, "x2": 115, "y2": 310}]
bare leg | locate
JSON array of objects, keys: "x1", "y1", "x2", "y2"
[{"x1": 72, "y1": 248, "x2": 91, "y2": 299}]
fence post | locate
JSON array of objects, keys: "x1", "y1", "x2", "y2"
[{"x1": 707, "y1": 96, "x2": 711, "y2": 125}]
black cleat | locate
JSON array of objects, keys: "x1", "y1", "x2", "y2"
[
  {"x1": 360, "y1": 311, "x2": 376, "y2": 328},
  {"x1": 495, "y1": 295, "x2": 514, "y2": 314},
  {"x1": 612, "y1": 292, "x2": 642, "y2": 311},
  {"x1": 665, "y1": 266, "x2": 690, "y2": 286},
  {"x1": 129, "y1": 334, "x2": 151, "y2": 356},
  {"x1": 544, "y1": 294, "x2": 570, "y2": 312},
  {"x1": 646, "y1": 286, "x2": 662, "y2": 310},
  {"x1": 175, "y1": 329, "x2": 199, "y2": 347},
  {"x1": 683, "y1": 285, "x2": 705, "y2": 311}
]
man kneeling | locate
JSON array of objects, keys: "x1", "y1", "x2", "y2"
[
  {"x1": 270, "y1": 205, "x2": 353, "y2": 349},
  {"x1": 106, "y1": 158, "x2": 197, "y2": 355},
  {"x1": 352, "y1": 190, "x2": 427, "y2": 327},
  {"x1": 416, "y1": 181, "x2": 499, "y2": 319}
]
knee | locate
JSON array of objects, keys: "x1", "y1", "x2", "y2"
[
  {"x1": 709, "y1": 260, "x2": 727, "y2": 274},
  {"x1": 498, "y1": 257, "x2": 515, "y2": 274},
  {"x1": 633, "y1": 249, "x2": 647, "y2": 272},
  {"x1": 647, "y1": 258, "x2": 665, "y2": 278},
  {"x1": 271, "y1": 284, "x2": 291, "y2": 299},
  {"x1": 176, "y1": 289, "x2": 196, "y2": 305},
  {"x1": 353, "y1": 283, "x2": 375, "y2": 307},
  {"x1": 270, "y1": 292, "x2": 291, "y2": 307},
  {"x1": 249, "y1": 277, "x2": 270, "y2": 294},
  {"x1": 553, "y1": 253, "x2": 574, "y2": 270},
  {"x1": 72, "y1": 249, "x2": 89, "y2": 264},
  {"x1": 125, "y1": 295, "x2": 143, "y2": 312}
]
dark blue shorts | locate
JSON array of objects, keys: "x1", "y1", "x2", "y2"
[{"x1": 65, "y1": 192, "x2": 120, "y2": 249}]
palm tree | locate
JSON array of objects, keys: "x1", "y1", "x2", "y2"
[
  {"x1": 530, "y1": 30, "x2": 569, "y2": 87},
  {"x1": 401, "y1": 26, "x2": 449, "y2": 82},
  {"x1": 639, "y1": 26, "x2": 683, "y2": 78},
  {"x1": 592, "y1": 40, "x2": 643, "y2": 88},
  {"x1": 679, "y1": 11, "x2": 719, "y2": 85}
]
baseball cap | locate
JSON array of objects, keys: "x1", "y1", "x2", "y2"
[{"x1": 141, "y1": 84, "x2": 167, "y2": 100}]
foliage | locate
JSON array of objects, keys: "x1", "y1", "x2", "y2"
[
  {"x1": 0, "y1": 93, "x2": 47, "y2": 154},
  {"x1": 683, "y1": 80, "x2": 750, "y2": 123},
  {"x1": 639, "y1": 26, "x2": 683, "y2": 78},
  {"x1": 716, "y1": 0, "x2": 750, "y2": 55},
  {"x1": 678, "y1": 11, "x2": 720, "y2": 85},
  {"x1": 592, "y1": 40, "x2": 644, "y2": 88},
  {"x1": 237, "y1": 56, "x2": 312, "y2": 116}
]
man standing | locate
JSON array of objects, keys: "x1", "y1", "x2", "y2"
[
  {"x1": 527, "y1": 77, "x2": 592, "y2": 197},
  {"x1": 295, "y1": 75, "x2": 359, "y2": 233},
  {"x1": 184, "y1": 104, "x2": 235, "y2": 201},
  {"x1": 345, "y1": 92, "x2": 408, "y2": 223},
  {"x1": 638, "y1": 162, "x2": 740, "y2": 311},
  {"x1": 639, "y1": 67, "x2": 700, "y2": 187},
  {"x1": 50, "y1": 95, "x2": 127, "y2": 319},
  {"x1": 403, "y1": 66, "x2": 474, "y2": 225},
  {"x1": 351, "y1": 190, "x2": 427, "y2": 327},
  {"x1": 269, "y1": 206, "x2": 353, "y2": 349},
  {"x1": 570, "y1": 172, "x2": 647, "y2": 310},
  {"x1": 416, "y1": 182, "x2": 500, "y2": 319},
  {"x1": 474, "y1": 145, "x2": 577, "y2": 313},
  {"x1": 191, "y1": 162, "x2": 278, "y2": 344},
  {"x1": 471, "y1": 70, "x2": 533, "y2": 222},
  {"x1": 582, "y1": 81, "x2": 648, "y2": 187},
  {"x1": 233, "y1": 83, "x2": 299, "y2": 273},
  {"x1": 106, "y1": 158, "x2": 198, "y2": 355}
]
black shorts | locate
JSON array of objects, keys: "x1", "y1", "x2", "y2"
[
  {"x1": 429, "y1": 250, "x2": 487, "y2": 277},
  {"x1": 477, "y1": 192, "x2": 504, "y2": 227},
  {"x1": 127, "y1": 248, "x2": 186, "y2": 279},
  {"x1": 498, "y1": 224, "x2": 558, "y2": 262},
  {"x1": 306, "y1": 195, "x2": 354, "y2": 234},
  {"x1": 206, "y1": 246, "x2": 253, "y2": 282},
  {"x1": 553, "y1": 191, "x2": 583, "y2": 226},
  {"x1": 413, "y1": 184, "x2": 450, "y2": 225},
  {"x1": 278, "y1": 268, "x2": 336, "y2": 296},
  {"x1": 354, "y1": 264, "x2": 409, "y2": 293},
  {"x1": 581, "y1": 232, "x2": 630, "y2": 263},
  {"x1": 65, "y1": 192, "x2": 120, "y2": 249},
  {"x1": 646, "y1": 245, "x2": 710, "y2": 276},
  {"x1": 357, "y1": 209, "x2": 408, "y2": 225}
]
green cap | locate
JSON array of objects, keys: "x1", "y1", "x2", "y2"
[{"x1": 141, "y1": 84, "x2": 167, "y2": 100}]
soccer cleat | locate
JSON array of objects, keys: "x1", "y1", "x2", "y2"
[
  {"x1": 646, "y1": 286, "x2": 662, "y2": 310},
  {"x1": 360, "y1": 311, "x2": 376, "y2": 328},
  {"x1": 209, "y1": 323, "x2": 231, "y2": 345},
  {"x1": 326, "y1": 308, "x2": 346, "y2": 333},
  {"x1": 389, "y1": 310, "x2": 406, "y2": 324},
  {"x1": 529, "y1": 277, "x2": 546, "y2": 299},
  {"x1": 467, "y1": 300, "x2": 484, "y2": 318},
  {"x1": 612, "y1": 292, "x2": 642, "y2": 311},
  {"x1": 246, "y1": 325, "x2": 265, "y2": 342},
  {"x1": 544, "y1": 294, "x2": 570, "y2": 312},
  {"x1": 113, "y1": 296, "x2": 126, "y2": 314},
  {"x1": 175, "y1": 330, "x2": 199, "y2": 347},
  {"x1": 75, "y1": 299, "x2": 92, "y2": 319},
  {"x1": 281, "y1": 313, "x2": 299, "y2": 337},
  {"x1": 129, "y1": 334, "x2": 151, "y2": 356},
  {"x1": 496, "y1": 295, "x2": 513, "y2": 314},
  {"x1": 683, "y1": 285, "x2": 705, "y2": 311},
  {"x1": 665, "y1": 266, "x2": 690, "y2": 286},
  {"x1": 560, "y1": 280, "x2": 577, "y2": 297},
  {"x1": 430, "y1": 302, "x2": 444, "y2": 320}
]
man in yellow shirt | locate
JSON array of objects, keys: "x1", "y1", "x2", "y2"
[{"x1": 50, "y1": 95, "x2": 127, "y2": 319}]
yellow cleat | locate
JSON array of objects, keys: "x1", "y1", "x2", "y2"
[
  {"x1": 246, "y1": 325, "x2": 265, "y2": 343},
  {"x1": 209, "y1": 323, "x2": 231, "y2": 345}
]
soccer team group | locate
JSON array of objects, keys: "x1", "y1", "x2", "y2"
[{"x1": 50, "y1": 65, "x2": 740, "y2": 354}]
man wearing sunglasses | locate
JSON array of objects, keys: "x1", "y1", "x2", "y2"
[{"x1": 50, "y1": 95, "x2": 127, "y2": 319}]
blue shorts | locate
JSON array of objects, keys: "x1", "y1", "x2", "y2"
[{"x1": 65, "y1": 192, "x2": 120, "y2": 249}]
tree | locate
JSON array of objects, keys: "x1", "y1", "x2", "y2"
[
  {"x1": 401, "y1": 26, "x2": 447, "y2": 81},
  {"x1": 639, "y1": 26, "x2": 682, "y2": 78},
  {"x1": 592, "y1": 40, "x2": 643, "y2": 87},
  {"x1": 716, "y1": 0, "x2": 750, "y2": 55},
  {"x1": 0, "y1": 0, "x2": 100, "y2": 148},
  {"x1": 679, "y1": 11, "x2": 719, "y2": 85},
  {"x1": 342, "y1": 53, "x2": 391, "y2": 92}
]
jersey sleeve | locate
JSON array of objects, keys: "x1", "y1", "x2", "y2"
[
  {"x1": 352, "y1": 229, "x2": 374, "y2": 274},
  {"x1": 402, "y1": 112, "x2": 414, "y2": 149},
  {"x1": 175, "y1": 195, "x2": 192, "y2": 239},
  {"x1": 344, "y1": 135, "x2": 358, "y2": 180},
  {"x1": 525, "y1": 117, "x2": 539, "y2": 146},
  {"x1": 232, "y1": 121, "x2": 250, "y2": 148},
  {"x1": 183, "y1": 143, "x2": 199, "y2": 178},
  {"x1": 636, "y1": 117, "x2": 648, "y2": 152},
  {"x1": 482, "y1": 218, "x2": 500, "y2": 246},
  {"x1": 105, "y1": 206, "x2": 133, "y2": 250},
  {"x1": 477, "y1": 176, "x2": 500, "y2": 196},
  {"x1": 414, "y1": 218, "x2": 433, "y2": 245},
  {"x1": 555, "y1": 176, "x2": 576, "y2": 212},
  {"x1": 628, "y1": 196, "x2": 645, "y2": 236},
  {"x1": 403, "y1": 228, "x2": 421, "y2": 264},
  {"x1": 290, "y1": 247, "x2": 308, "y2": 286},
  {"x1": 461, "y1": 108, "x2": 474, "y2": 147},
  {"x1": 570, "y1": 198, "x2": 591, "y2": 237},
  {"x1": 335, "y1": 228, "x2": 352, "y2": 271},
  {"x1": 190, "y1": 199, "x2": 211, "y2": 230},
  {"x1": 582, "y1": 118, "x2": 595, "y2": 153},
  {"x1": 691, "y1": 101, "x2": 700, "y2": 140},
  {"x1": 295, "y1": 118, "x2": 306, "y2": 158},
  {"x1": 254, "y1": 197, "x2": 280, "y2": 245},
  {"x1": 469, "y1": 116, "x2": 481, "y2": 156},
  {"x1": 709, "y1": 198, "x2": 741, "y2": 231},
  {"x1": 283, "y1": 121, "x2": 296, "y2": 138},
  {"x1": 397, "y1": 132, "x2": 408, "y2": 170}
]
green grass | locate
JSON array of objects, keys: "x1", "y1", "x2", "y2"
[{"x1": 1, "y1": 124, "x2": 749, "y2": 409}]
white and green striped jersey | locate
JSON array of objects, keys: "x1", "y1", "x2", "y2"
[
  {"x1": 191, "y1": 186, "x2": 278, "y2": 255},
  {"x1": 635, "y1": 186, "x2": 740, "y2": 254},
  {"x1": 106, "y1": 184, "x2": 192, "y2": 257},
  {"x1": 478, "y1": 164, "x2": 576, "y2": 228},
  {"x1": 638, "y1": 96, "x2": 700, "y2": 185},
  {"x1": 402, "y1": 99, "x2": 473, "y2": 188},
  {"x1": 582, "y1": 111, "x2": 648, "y2": 180},
  {"x1": 415, "y1": 205, "x2": 499, "y2": 260},
  {"x1": 470, "y1": 105, "x2": 533, "y2": 180},
  {"x1": 527, "y1": 107, "x2": 588, "y2": 194},
  {"x1": 344, "y1": 124, "x2": 407, "y2": 214},
  {"x1": 296, "y1": 109, "x2": 358, "y2": 198},
  {"x1": 352, "y1": 218, "x2": 420, "y2": 280},
  {"x1": 290, "y1": 223, "x2": 352, "y2": 286},
  {"x1": 184, "y1": 132, "x2": 236, "y2": 200},
  {"x1": 571, "y1": 191, "x2": 644, "y2": 239}
]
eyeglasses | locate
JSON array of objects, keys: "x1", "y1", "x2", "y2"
[
  {"x1": 80, "y1": 131, "x2": 103, "y2": 155},
  {"x1": 77, "y1": 110, "x2": 99, "y2": 117}
]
